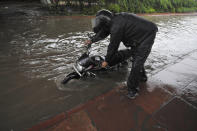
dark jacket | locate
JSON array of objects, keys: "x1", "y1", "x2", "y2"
[{"x1": 91, "y1": 13, "x2": 158, "y2": 65}]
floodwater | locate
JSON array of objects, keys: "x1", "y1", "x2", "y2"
[{"x1": 0, "y1": 2, "x2": 197, "y2": 130}]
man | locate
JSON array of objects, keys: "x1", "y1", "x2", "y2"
[{"x1": 85, "y1": 9, "x2": 158, "y2": 99}]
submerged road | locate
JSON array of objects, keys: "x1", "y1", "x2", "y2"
[{"x1": 0, "y1": 1, "x2": 197, "y2": 130}]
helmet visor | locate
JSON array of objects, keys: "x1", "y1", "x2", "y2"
[
  {"x1": 91, "y1": 18, "x2": 96, "y2": 29},
  {"x1": 91, "y1": 17, "x2": 101, "y2": 28}
]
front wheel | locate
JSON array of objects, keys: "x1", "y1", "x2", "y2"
[{"x1": 61, "y1": 72, "x2": 80, "y2": 84}]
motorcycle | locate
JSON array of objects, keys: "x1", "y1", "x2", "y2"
[{"x1": 61, "y1": 43, "x2": 108, "y2": 84}]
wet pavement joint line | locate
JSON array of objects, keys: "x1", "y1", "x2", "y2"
[
  {"x1": 85, "y1": 109, "x2": 99, "y2": 131},
  {"x1": 177, "y1": 96, "x2": 197, "y2": 110},
  {"x1": 152, "y1": 96, "x2": 176, "y2": 117},
  {"x1": 181, "y1": 77, "x2": 197, "y2": 91},
  {"x1": 161, "y1": 85, "x2": 174, "y2": 96}
]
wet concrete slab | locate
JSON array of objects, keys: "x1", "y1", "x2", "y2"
[
  {"x1": 43, "y1": 88, "x2": 169, "y2": 131},
  {"x1": 132, "y1": 83, "x2": 172, "y2": 114},
  {"x1": 85, "y1": 88, "x2": 169, "y2": 131},
  {"x1": 152, "y1": 53, "x2": 197, "y2": 95},
  {"x1": 27, "y1": 51, "x2": 197, "y2": 131},
  {"x1": 154, "y1": 97, "x2": 197, "y2": 131}
]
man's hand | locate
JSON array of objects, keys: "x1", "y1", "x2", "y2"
[
  {"x1": 101, "y1": 61, "x2": 108, "y2": 68},
  {"x1": 84, "y1": 40, "x2": 92, "y2": 45}
]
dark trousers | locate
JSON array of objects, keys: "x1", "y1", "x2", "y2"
[{"x1": 109, "y1": 32, "x2": 156, "y2": 92}]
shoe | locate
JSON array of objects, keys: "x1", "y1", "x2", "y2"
[
  {"x1": 140, "y1": 70, "x2": 148, "y2": 82},
  {"x1": 140, "y1": 74, "x2": 148, "y2": 82},
  {"x1": 126, "y1": 90, "x2": 138, "y2": 99}
]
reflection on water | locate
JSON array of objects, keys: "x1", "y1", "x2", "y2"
[
  {"x1": 0, "y1": 9, "x2": 197, "y2": 130},
  {"x1": 147, "y1": 15, "x2": 197, "y2": 74}
]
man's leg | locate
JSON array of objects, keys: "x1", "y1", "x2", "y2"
[
  {"x1": 127, "y1": 32, "x2": 156, "y2": 99},
  {"x1": 140, "y1": 66, "x2": 148, "y2": 82}
]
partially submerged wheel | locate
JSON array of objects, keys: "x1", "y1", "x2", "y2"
[{"x1": 61, "y1": 72, "x2": 80, "y2": 84}]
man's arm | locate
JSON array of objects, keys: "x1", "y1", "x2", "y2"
[{"x1": 90, "y1": 29, "x2": 109, "y2": 43}]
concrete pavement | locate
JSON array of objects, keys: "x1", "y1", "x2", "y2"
[{"x1": 27, "y1": 51, "x2": 197, "y2": 131}]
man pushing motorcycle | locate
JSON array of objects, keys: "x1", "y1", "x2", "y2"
[{"x1": 84, "y1": 9, "x2": 158, "y2": 99}]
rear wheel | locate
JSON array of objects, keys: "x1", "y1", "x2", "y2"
[{"x1": 61, "y1": 72, "x2": 80, "y2": 84}]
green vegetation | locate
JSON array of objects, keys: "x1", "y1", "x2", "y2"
[
  {"x1": 107, "y1": 0, "x2": 197, "y2": 14},
  {"x1": 47, "y1": 0, "x2": 197, "y2": 15}
]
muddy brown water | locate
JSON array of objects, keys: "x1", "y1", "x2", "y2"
[{"x1": 1, "y1": 2, "x2": 197, "y2": 130}]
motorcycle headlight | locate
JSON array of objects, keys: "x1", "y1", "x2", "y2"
[{"x1": 75, "y1": 62, "x2": 84, "y2": 72}]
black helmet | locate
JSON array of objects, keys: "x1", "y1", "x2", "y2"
[
  {"x1": 96, "y1": 9, "x2": 113, "y2": 18},
  {"x1": 92, "y1": 9, "x2": 113, "y2": 33}
]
